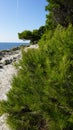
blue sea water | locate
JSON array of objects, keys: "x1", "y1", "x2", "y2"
[{"x1": 0, "y1": 42, "x2": 29, "y2": 50}]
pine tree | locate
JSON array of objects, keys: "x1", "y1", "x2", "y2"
[
  {"x1": 0, "y1": 25, "x2": 73, "y2": 130},
  {"x1": 46, "y1": 0, "x2": 73, "y2": 28}
]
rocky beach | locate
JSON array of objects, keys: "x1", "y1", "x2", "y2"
[
  {"x1": 0, "y1": 44, "x2": 38, "y2": 130},
  {"x1": 0, "y1": 47, "x2": 21, "y2": 130}
]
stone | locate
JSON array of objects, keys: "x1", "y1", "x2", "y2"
[
  {"x1": 0, "y1": 63, "x2": 3, "y2": 69},
  {"x1": 0, "y1": 56, "x2": 2, "y2": 60},
  {"x1": 3, "y1": 59, "x2": 12, "y2": 65}
]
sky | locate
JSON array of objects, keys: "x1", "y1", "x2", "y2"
[{"x1": 0, "y1": 0, "x2": 47, "y2": 42}]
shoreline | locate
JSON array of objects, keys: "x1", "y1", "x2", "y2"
[
  {"x1": 0, "y1": 44, "x2": 29, "y2": 57},
  {"x1": 0, "y1": 42, "x2": 30, "y2": 51},
  {"x1": 0, "y1": 44, "x2": 38, "y2": 130},
  {"x1": 0, "y1": 49, "x2": 19, "y2": 130},
  {"x1": 0, "y1": 46, "x2": 24, "y2": 130},
  {"x1": 0, "y1": 44, "x2": 38, "y2": 66}
]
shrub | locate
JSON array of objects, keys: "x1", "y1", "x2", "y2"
[{"x1": 0, "y1": 25, "x2": 73, "y2": 130}]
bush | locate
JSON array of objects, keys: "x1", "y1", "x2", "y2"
[{"x1": 0, "y1": 25, "x2": 73, "y2": 130}]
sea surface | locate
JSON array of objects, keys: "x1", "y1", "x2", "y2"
[{"x1": 0, "y1": 42, "x2": 29, "y2": 50}]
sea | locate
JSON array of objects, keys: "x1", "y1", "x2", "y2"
[{"x1": 0, "y1": 42, "x2": 30, "y2": 50}]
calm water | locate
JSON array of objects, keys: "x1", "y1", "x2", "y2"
[{"x1": 0, "y1": 42, "x2": 29, "y2": 50}]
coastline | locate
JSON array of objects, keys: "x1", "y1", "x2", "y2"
[
  {"x1": 0, "y1": 42, "x2": 30, "y2": 51},
  {"x1": 0, "y1": 44, "x2": 38, "y2": 130},
  {"x1": 0, "y1": 46, "x2": 21, "y2": 130}
]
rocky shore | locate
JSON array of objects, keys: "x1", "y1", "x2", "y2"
[
  {"x1": 0, "y1": 46, "x2": 23, "y2": 67},
  {"x1": 0, "y1": 47, "x2": 22, "y2": 130},
  {"x1": 0, "y1": 44, "x2": 38, "y2": 130}
]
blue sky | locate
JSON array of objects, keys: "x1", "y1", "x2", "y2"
[{"x1": 0, "y1": 0, "x2": 47, "y2": 42}]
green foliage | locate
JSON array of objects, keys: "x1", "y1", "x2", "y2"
[
  {"x1": 46, "y1": 0, "x2": 73, "y2": 29},
  {"x1": 39, "y1": 24, "x2": 73, "y2": 129},
  {"x1": 18, "y1": 30, "x2": 32, "y2": 40},
  {"x1": 18, "y1": 26, "x2": 46, "y2": 44},
  {"x1": 0, "y1": 25, "x2": 73, "y2": 130}
]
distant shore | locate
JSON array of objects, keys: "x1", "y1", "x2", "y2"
[{"x1": 0, "y1": 42, "x2": 30, "y2": 51}]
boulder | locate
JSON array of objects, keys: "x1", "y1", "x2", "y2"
[
  {"x1": 0, "y1": 56, "x2": 2, "y2": 61},
  {"x1": 3, "y1": 59, "x2": 12, "y2": 65},
  {"x1": 0, "y1": 63, "x2": 3, "y2": 69}
]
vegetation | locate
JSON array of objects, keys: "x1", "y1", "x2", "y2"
[
  {"x1": 0, "y1": 0, "x2": 73, "y2": 130},
  {"x1": 18, "y1": 26, "x2": 46, "y2": 44},
  {"x1": 0, "y1": 25, "x2": 73, "y2": 130},
  {"x1": 46, "y1": 0, "x2": 73, "y2": 29}
]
